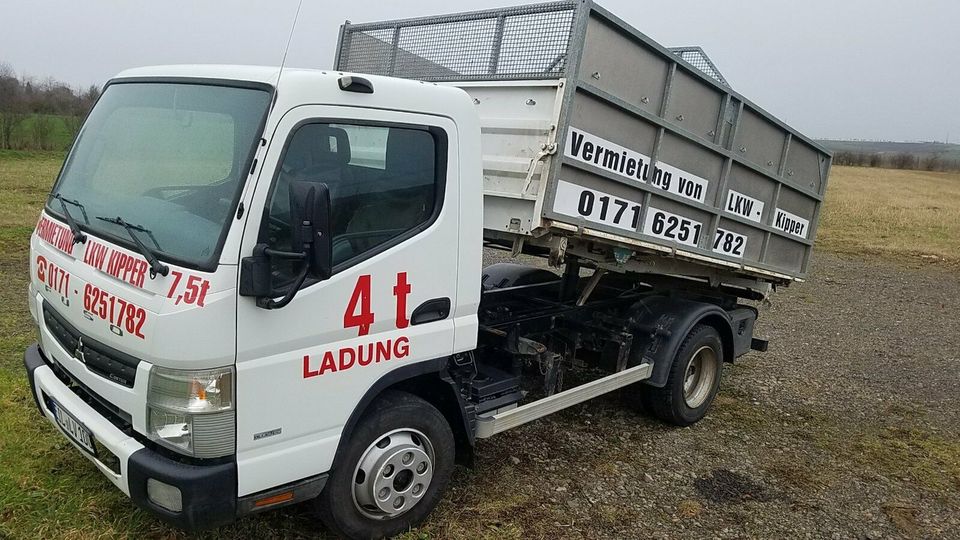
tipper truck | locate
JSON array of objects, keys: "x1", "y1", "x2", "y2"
[{"x1": 23, "y1": 1, "x2": 831, "y2": 537}]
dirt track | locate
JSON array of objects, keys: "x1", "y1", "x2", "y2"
[{"x1": 399, "y1": 251, "x2": 960, "y2": 539}]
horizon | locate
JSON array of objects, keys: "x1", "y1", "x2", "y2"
[{"x1": 4, "y1": 61, "x2": 956, "y2": 147}]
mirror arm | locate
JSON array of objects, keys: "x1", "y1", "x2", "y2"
[
  {"x1": 257, "y1": 264, "x2": 310, "y2": 310},
  {"x1": 263, "y1": 247, "x2": 307, "y2": 260},
  {"x1": 243, "y1": 182, "x2": 331, "y2": 309}
]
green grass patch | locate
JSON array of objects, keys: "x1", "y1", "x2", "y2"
[
  {"x1": 850, "y1": 426, "x2": 960, "y2": 493},
  {"x1": 5, "y1": 115, "x2": 78, "y2": 152},
  {"x1": 0, "y1": 370, "x2": 157, "y2": 538},
  {"x1": 0, "y1": 364, "x2": 324, "y2": 537}
]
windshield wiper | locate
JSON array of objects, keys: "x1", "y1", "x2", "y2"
[
  {"x1": 53, "y1": 194, "x2": 88, "y2": 244},
  {"x1": 95, "y1": 216, "x2": 170, "y2": 278}
]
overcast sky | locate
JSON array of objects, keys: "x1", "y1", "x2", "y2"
[{"x1": 2, "y1": 0, "x2": 957, "y2": 142}]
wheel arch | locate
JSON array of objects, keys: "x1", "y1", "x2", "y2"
[
  {"x1": 629, "y1": 295, "x2": 747, "y2": 388},
  {"x1": 697, "y1": 313, "x2": 736, "y2": 365},
  {"x1": 332, "y1": 358, "x2": 475, "y2": 471},
  {"x1": 481, "y1": 262, "x2": 559, "y2": 291}
]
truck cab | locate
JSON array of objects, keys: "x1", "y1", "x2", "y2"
[{"x1": 26, "y1": 65, "x2": 484, "y2": 533}]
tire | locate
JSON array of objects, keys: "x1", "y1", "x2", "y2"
[
  {"x1": 640, "y1": 324, "x2": 723, "y2": 426},
  {"x1": 315, "y1": 391, "x2": 455, "y2": 540}
]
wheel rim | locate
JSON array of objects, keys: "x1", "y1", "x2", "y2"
[
  {"x1": 352, "y1": 428, "x2": 435, "y2": 520},
  {"x1": 683, "y1": 345, "x2": 719, "y2": 408}
]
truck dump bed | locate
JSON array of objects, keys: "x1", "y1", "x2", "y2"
[{"x1": 335, "y1": 0, "x2": 831, "y2": 285}]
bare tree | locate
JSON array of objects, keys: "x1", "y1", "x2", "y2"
[
  {"x1": 61, "y1": 84, "x2": 100, "y2": 144},
  {"x1": 31, "y1": 114, "x2": 53, "y2": 150},
  {"x1": 79, "y1": 84, "x2": 100, "y2": 114},
  {"x1": 0, "y1": 62, "x2": 103, "y2": 149},
  {"x1": 834, "y1": 151, "x2": 861, "y2": 166},
  {"x1": 64, "y1": 114, "x2": 83, "y2": 140},
  {"x1": 0, "y1": 62, "x2": 26, "y2": 149},
  {"x1": 924, "y1": 153, "x2": 943, "y2": 172},
  {"x1": 891, "y1": 152, "x2": 918, "y2": 170}
]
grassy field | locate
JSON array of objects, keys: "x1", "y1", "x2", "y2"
[
  {"x1": 3, "y1": 116, "x2": 79, "y2": 152},
  {"x1": 0, "y1": 154, "x2": 957, "y2": 538},
  {"x1": 819, "y1": 166, "x2": 960, "y2": 264}
]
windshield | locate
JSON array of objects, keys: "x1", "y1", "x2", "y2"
[{"x1": 48, "y1": 81, "x2": 271, "y2": 270}]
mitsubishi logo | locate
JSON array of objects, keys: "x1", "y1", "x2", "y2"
[{"x1": 75, "y1": 336, "x2": 86, "y2": 364}]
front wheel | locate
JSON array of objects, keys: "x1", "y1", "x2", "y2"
[
  {"x1": 640, "y1": 324, "x2": 724, "y2": 426},
  {"x1": 315, "y1": 391, "x2": 455, "y2": 540}
]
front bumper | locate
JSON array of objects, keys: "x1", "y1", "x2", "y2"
[{"x1": 24, "y1": 343, "x2": 237, "y2": 530}]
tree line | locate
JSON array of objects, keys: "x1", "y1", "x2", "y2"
[
  {"x1": 833, "y1": 150, "x2": 960, "y2": 172},
  {"x1": 0, "y1": 62, "x2": 100, "y2": 151},
  {"x1": 4, "y1": 59, "x2": 960, "y2": 172}
]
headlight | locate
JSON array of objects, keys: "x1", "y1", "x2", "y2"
[{"x1": 147, "y1": 366, "x2": 236, "y2": 458}]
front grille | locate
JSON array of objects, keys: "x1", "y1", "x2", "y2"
[
  {"x1": 42, "y1": 301, "x2": 140, "y2": 388},
  {"x1": 44, "y1": 351, "x2": 133, "y2": 429}
]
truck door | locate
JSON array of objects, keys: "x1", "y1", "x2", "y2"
[{"x1": 234, "y1": 106, "x2": 460, "y2": 496}]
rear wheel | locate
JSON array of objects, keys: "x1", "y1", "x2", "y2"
[
  {"x1": 634, "y1": 324, "x2": 724, "y2": 426},
  {"x1": 315, "y1": 391, "x2": 455, "y2": 540}
]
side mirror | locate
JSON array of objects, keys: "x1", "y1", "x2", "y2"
[
  {"x1": 239, "y1": 182, "x2": 333, "y2": 309},
  {"x1": 289, "y1": 181, "x2": 333, "y2": 281}
]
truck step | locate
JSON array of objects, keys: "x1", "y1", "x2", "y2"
[
  {"x1": 470, "y1": 364, "x2": 523, "y2": 414},
  {"x1": 475, "y1": 363, "x2": 653, "y2": 438}
]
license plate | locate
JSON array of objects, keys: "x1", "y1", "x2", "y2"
[{"x1": 48, "y1": 398, "x2": 97, "y2": 456}]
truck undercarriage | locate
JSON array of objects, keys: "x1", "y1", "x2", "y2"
[{"x1": 452, "y1": 256, "x2": 764, "y2": 439}]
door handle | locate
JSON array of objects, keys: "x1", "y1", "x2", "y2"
[{"x1": 411, "y1": 298, "x2": 451, "y2": 326}]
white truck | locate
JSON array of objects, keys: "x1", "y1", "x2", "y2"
[{"x1": 23, "y1": 2, "x2": 830, "y2": 538}]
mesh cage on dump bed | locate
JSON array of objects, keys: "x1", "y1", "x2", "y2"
[
  {"x1": 669, "y1": 47, "x2": 730, "y2": 88},
  {"x1": 334, "y1": 2, "x2": 732, "y2": 86},
  {"x1": 335, "y1": 1, "x2": 579, "y2": 81},
  {"x1": 336, "y1": 1, "x2": 832, "y2": 283}
]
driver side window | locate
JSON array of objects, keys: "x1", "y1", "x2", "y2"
[{"x1": 262, "y1": 121, "x2": 441, "y2": 287}]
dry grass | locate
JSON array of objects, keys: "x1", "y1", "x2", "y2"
[
  {"x1": 818, "y1": 166, "x2": 960, "y2": 263},
  {"x1": 676, "y1": 499, "x2": 704, "y2": 518}
]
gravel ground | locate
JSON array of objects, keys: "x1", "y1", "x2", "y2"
[{"x1": 400, "y1": 250, "x2": 960, "y2": 540}]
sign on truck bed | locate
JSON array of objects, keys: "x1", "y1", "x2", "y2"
[{"x1": 335, "y1": 0, "x2": 831, "y2": 284}]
